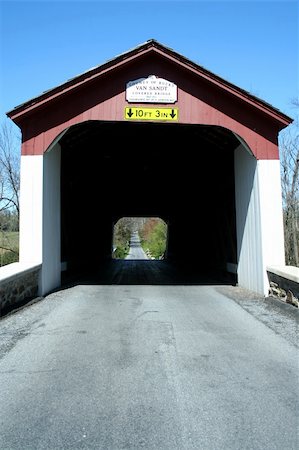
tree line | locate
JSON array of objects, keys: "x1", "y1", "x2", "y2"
[
  {"x1": 279, "y1": 99, "x2": 299, "y2": 266},
  {"x1": 0, "y1": 122, "x2": 20, "y2": 266},
  {"x1": 112, "y1": 217, "x2": 167, "y2": 260}
]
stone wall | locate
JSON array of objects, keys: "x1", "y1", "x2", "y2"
[
  {"x1": 267, "y1": 265, "x2": 299, "y2": 308},
  {"x1": 0, "y1": 264, "x2": 41, "y2": 316}
]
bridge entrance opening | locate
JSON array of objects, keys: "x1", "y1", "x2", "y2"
[
  {"x1": 112, "y1": 217, "x2": 168, "y2": 260},
  {"x1": 60, "y1": 120, "x2": 239, "y2": 285}
]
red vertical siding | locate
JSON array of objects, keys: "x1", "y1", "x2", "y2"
[
  {"x1": 11, "y1": 51, "x2": 288, "y2": 160},
  {"x1": 19, "y1": 85, "x2": 279, "y2": 159}
]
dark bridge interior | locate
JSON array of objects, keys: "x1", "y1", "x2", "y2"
[{"x1": 60, "y1": 121, "x2": 240, "y2": 285}]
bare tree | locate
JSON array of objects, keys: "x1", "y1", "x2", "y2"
[
  {"x1": 279, "y1": 99, "x2": 299, "y2": 266},
  {"x1": 0, "y1": 120, "x2": 21, "y2": 261}
]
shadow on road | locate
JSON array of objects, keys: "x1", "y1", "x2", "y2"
[
  {"x1": 62, "y1": 259, "x2": 237, "y2": 288},
  {"x1": 1, "y1": 260, "x2": 237, "y2": 319}
]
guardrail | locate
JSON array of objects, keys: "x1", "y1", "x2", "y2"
[{"x1": 0, "y1": 262, "x2": 42, "y2": 316}]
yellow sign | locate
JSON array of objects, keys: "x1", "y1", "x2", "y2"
[{"x1": 125, "y1": 107, "x2": 178, "y2": 121}]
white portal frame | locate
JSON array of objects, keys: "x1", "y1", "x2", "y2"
[{"x1": 18, "y1": 137, "x2": 285, "y2": 297}]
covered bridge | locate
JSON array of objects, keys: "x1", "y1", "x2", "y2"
[{"x1": 6, "y1": 39, "x2": 292, "y2": 296}]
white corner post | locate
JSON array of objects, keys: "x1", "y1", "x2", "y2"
[
  {"x1": 19, "y1": 142, "x2": 61, "y2": 296},
  {"x1": 257, "y1": 159, "x2": 285, "y2": 289},
  {"x1": 19, "y1": 155, "x2": 44, "y2": 266},
  {"x1": 41, "y1": 142, "x2": 61, "y2": 295},
  {"x1": 234, "y1": 144, "x2": 285, "y2": 296}
]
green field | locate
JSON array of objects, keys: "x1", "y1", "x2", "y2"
[
  {"x1": 0, "y1": 231, "x2": 19, "y2": 253},
  {"x1": 0, "y1": 232, "x2": 19, "y2": 266}
]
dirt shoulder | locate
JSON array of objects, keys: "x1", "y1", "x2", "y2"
[{"x1": 217, "y1": 285, "x2": 298, "y2": 348}]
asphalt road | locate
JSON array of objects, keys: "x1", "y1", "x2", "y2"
[
  {"x1": 126, "y1": 232, "x2": 149, "y2": 260},
  {"x1": 0, "y1": 281, "x2": 298, "y2": 450}
]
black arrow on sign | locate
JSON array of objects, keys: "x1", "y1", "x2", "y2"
[
  {"x1": 170, "y1": 109, "x2": 176, "y2": 119},
  {"x1": 127, "y1": 108, "x2": 134, "y2": 118}
]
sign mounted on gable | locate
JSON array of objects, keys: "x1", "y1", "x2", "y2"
[
  {"x1": 126, "y1": 75, "x2": 177, "y2": 103},
  {"x1": 125, "y1": 107, "x2": 178, "y2": 121}
]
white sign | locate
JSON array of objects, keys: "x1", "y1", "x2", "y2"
[{"x1": 126, "y1": 75, "x2": 177, "y2": 103}]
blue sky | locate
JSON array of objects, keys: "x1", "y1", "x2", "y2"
[{"x1": 0, "y1": 0, "x2": 298, "y2": 127}]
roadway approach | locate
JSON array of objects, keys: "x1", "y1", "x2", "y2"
[
  {"x1": 0, "y1": 268, "x2": 298, "y2": 449},
  {"x1": 125, "y1": 232, "x2": 149, "y2": 260}
]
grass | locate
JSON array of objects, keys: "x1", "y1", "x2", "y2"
[
  {"x1": 0, "y1": 231, "x2": 19, "y2": 254},
  {"x1": 0, "y1": 231, "x2": 19, "y2": 266}
]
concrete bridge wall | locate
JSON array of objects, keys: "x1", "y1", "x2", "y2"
[{"x1": 0, "y1": 263, "x2": 41, "y2": 316}]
